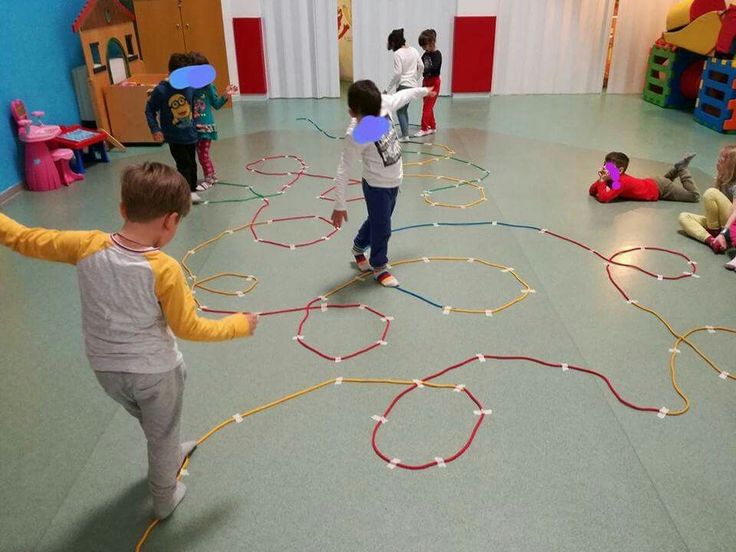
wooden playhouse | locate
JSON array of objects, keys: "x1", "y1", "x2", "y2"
[{"x1": 72, "y1": 0, "x2": 165, "y2": 143}]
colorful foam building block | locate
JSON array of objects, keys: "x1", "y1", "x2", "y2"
[
  {"x1": 694, "y1": 57, "x2": 736, "y2": 133},
  {"x1": 667, "y1": 0, "x2": 726, "y2": 31},
  {"x1": 643, "y1": 42, "x2": 705, "y2": 109},
  {"x1": 664, "y1": 11, "x2": 724, "y2": 55}
]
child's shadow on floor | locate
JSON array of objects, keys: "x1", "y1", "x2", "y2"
[{"x1": 41, "y1": 479, "x2": 234, "y2": 552}]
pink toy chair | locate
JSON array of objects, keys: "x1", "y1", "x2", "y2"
[{"x1": 52, "y1": 148, "x2": 83, "y2": 185}]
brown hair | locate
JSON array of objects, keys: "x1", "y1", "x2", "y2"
[
  {"x1": 716, "y1": 144, "x2": 736, "y2": 191},
  {"x1": 418, "y1": 29, "x2": 436, "y2": 48},
  {"x1": 348, "y1": 80, "x2": 382, "y2": 117},
  {"x1": 121, "y1": 162, "x2": 191, "y2": 222},
  {"x1": 168, "y1": 53, "x2": 191, "y2": 73},
  {"x1": 604, "y1": 151, "x2": 629, "y2": 172},
  {"x1": 188, "y1": 51, "x2": 209, "y2": 65}
]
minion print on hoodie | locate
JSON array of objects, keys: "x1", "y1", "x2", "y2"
[
  {"x1": 145, "y1": 82, "x2": 198, "y2": 144},
  {"x1": 168, "y1": 93, "x2": 192, "y2": 127}
]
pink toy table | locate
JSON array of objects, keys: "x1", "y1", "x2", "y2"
[{"x1": 18, "y1": 124, "x2": 62, "y2": 192}]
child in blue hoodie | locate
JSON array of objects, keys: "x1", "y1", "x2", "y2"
[{"x1": 145, "y1": 53, "x2": 203, "y2": 203}]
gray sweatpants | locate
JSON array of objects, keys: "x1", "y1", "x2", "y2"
[
  {"x1": 95, "y1": 364, "x2": 185, "y2": 508},
  {"x1": 655, "y1": 167, "x2": 700, "y2": 202}
]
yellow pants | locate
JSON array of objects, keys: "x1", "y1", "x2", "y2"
[{"x1": 678, "y1": 188, "x2": 732, "y2": 242}]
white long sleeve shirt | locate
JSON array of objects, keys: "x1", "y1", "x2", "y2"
[
  {"x1": 386, "y1": 47, "x2": 424, "y2": 91},
  {"x1": 333, "y1": 87, "x2": 430, "y2": 211}
]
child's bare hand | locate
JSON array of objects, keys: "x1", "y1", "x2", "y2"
[
  {"x1": 331, "y1": 210, "x2": 348, "y2": 228},
  {"x1": 225, "y1": 84, "x2": 239, "y2": 96},
  {"x1": 715, "y1": 234, "x2": 728, "y2": 250},
  {"x1": 245, "y1": 313, "x2": 259, "y2": 333},
  {"x1": 426, "y1": 86, "x2": 438, "y2": 98},
  {"x1": 598, "y1": 167, "x2": 610, "y2": 181},
  {"x1": 152, "y1": 132, "x2": 164, "y2": 143}
]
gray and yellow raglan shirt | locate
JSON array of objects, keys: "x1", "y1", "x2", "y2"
[{"x1": 0, "y1": 214, "x2": 251, "y2": 374}]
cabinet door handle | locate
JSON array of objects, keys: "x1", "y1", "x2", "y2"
[
  {"x1": 176, "y1": 23, "x2": 181, "y2": 30},
  {"x1": 185, "y1": 23, "x2": 190, "y2": 30}
]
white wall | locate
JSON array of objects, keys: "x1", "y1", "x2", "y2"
[
  {"x1": 492, "y1": 0, "x2": 614, "y2": 95},
  {"x1": 352, "y1": 0, "x2": 457, "y2": 95},
  {"x1": 221, "y1": 0, "x2": 262, "y2": 93},
  {"x1": 221, "y1": 0, "x2": 647, "y2": 97},
  {"x1": 456, "y1": 0, "x2": 499, "y2": 15},
  {"x1": 221, "y1": 0, "x2": 497, "y2": 93},
  {"x1": 262, "y1": 0, "x2": 340, "y2": 98}
]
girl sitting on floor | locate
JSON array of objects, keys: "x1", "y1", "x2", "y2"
[{"x1": 678, "y1": 145, "x2": 736, "y2": 270}]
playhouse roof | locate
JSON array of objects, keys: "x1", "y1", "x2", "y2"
[{"x1": 72, "y1": 0, "x2": 135, "y2": 33}]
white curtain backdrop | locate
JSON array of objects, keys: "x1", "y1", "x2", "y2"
[
  {"x1": 492, "y1": 0, "x2": 615, "y2": 95},
  {"x1": 352, "y1": 0, "x2": 457, "y2": 96},
  {"x1": 607, "y1": 0, "x2": 680, "y2": 94},
  {"x1": 262, "y1": 0, "x2": 340, "y2": 98}
]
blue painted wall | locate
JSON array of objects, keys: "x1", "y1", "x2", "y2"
[{"x1": 0, "y1": 0, "x2": 88, "y2": 193}]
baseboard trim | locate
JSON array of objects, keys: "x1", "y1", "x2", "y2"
[
  {"x1": 233, "y1": 94, "x2": 268, "y2": 102},
  {"x1": 452, "y1": 92, "x2": 491, "y2": 98},
  {"x1": 0, "y1": 181, "x2": 23, "y2": 205}
]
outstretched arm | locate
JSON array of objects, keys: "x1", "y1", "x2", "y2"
[
  {"x1": 150, "y1": 253, "x2": 253, "y2": 341},
  {"x1": 0, "y1": 213, "x2": 97, "y2": 264},
  {"x1": 208, "y1": 84, "x2": 229, "y2": 110},
  {"x1": 383, "y1": 87, "x2": 431, "y2": 112}
]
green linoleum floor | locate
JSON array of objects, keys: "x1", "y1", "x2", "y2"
[{"x1": 1, "y1": 94, "x2": 735, "y2": 552}]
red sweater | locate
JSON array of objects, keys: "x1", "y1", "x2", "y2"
[{"x1": 588, "y1": 174, "x2": 659, "y2": 203}]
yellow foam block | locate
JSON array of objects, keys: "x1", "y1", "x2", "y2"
[
  {"x1": 663, "y1": 11, "x2": 722, "y2": 55},
  {"x1": 667, "y1": 0, "x2": 695, "y2": 31}
]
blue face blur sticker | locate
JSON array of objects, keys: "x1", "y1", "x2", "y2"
[
  {"x1": 353, "y1": 116, "x2": 391, "y2": 144},
  {"x1": 170, "y1": 64, "x2": 217, "y2": 89},
  {"x1": 605, "y1": 161, "x2": 621, "y2": 190}
]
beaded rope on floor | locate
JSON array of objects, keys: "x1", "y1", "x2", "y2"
[{"x1": 134, "y1": 121, "x2": 734, "y2": 551}]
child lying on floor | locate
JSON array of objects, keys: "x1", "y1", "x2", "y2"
[{"x1": 589, "y1": 151, "x2": 700, "y2": 203}]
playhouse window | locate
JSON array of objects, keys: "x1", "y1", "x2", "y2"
[
  {"x1": 107, "y1": 38, "x2": 130, "y2": 84},
  {"x1": 124, "y1": 34, "x2": 138, "y2": 61},
  {"x1": 89, "y1": 42, "x2": 106, "y2": 73}
]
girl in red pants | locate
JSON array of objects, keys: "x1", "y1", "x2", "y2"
[
  {"x1": 190, "y1": 52, "x2": 238, "y2": 186},
  {"x1": 415, "y1": 29, "x2": 442, "y2": 137}
]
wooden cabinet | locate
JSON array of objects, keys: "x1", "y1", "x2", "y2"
[
  {"x1": 133, "y1": 0, "x2": 230, "y2": 104},
  {"x1": 133, "y1": 0, "x2": 185, "y2": 75},
  {"x1": 180, "y1": 0, "x2": 230, "y2": 99}
]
